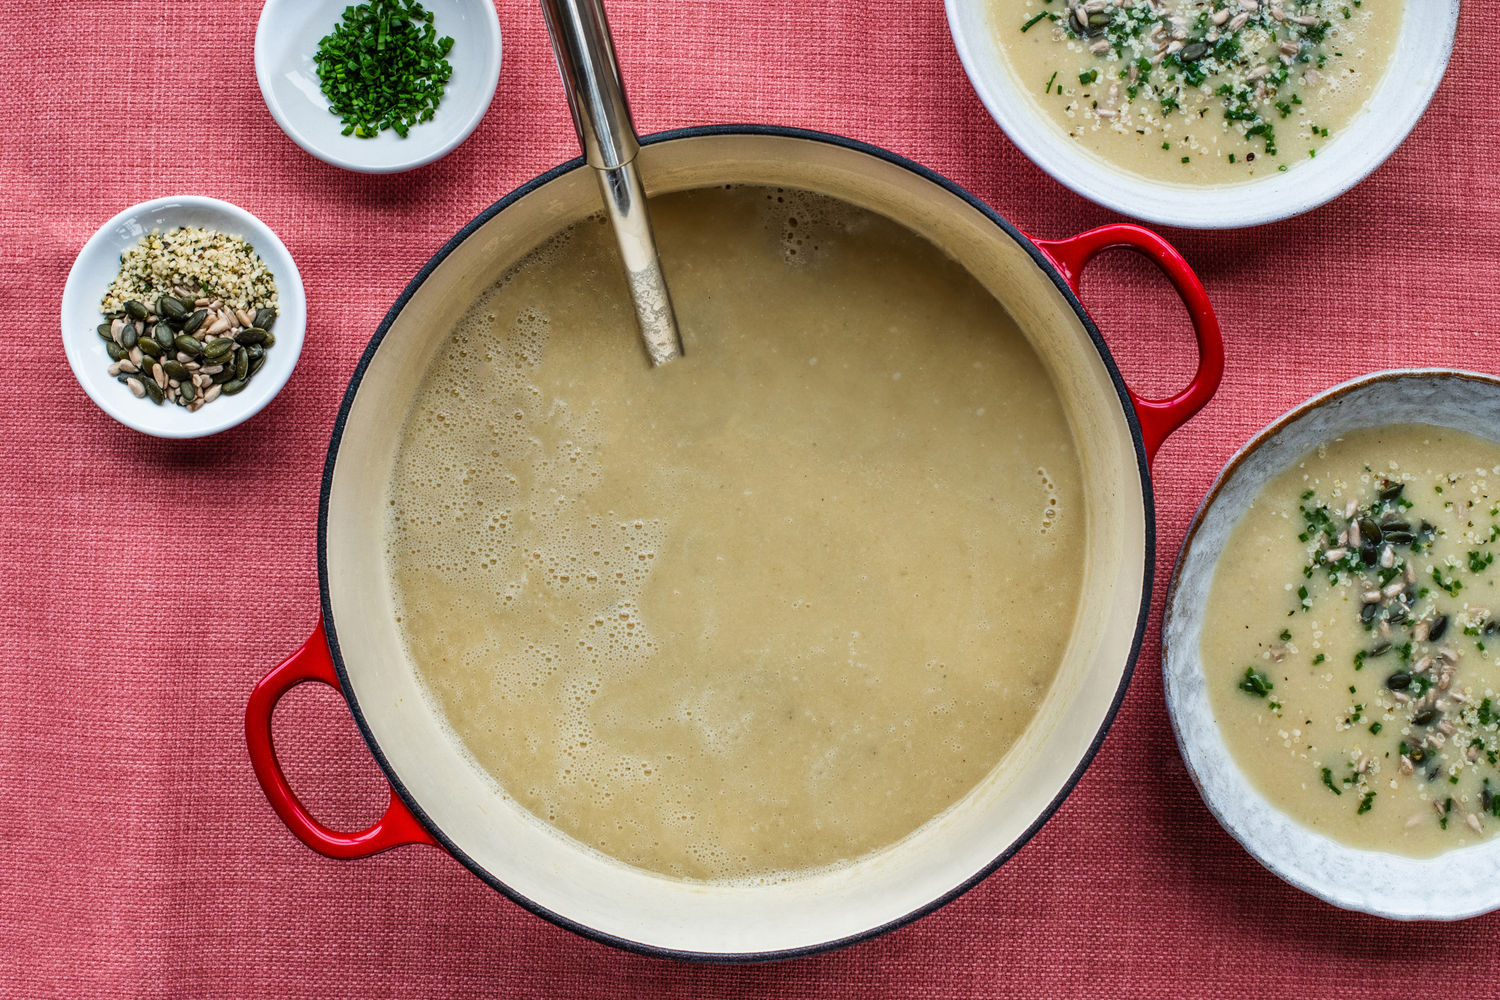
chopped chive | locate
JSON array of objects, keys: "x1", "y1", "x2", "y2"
[
  {"x1": 1239, "y1": 666, "x2": 1274, "y2": 697},
  {"x1": 315, "y1": 0, "x2": 455, "y2": 140}
]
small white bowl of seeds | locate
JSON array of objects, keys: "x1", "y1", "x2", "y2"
[{"x1": 61, "y1": 196, "x2": 306, "y2": 439}]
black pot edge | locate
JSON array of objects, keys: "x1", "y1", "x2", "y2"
[{"x1": 315, "y1": 123, "x2": 1157, "y2": 964}]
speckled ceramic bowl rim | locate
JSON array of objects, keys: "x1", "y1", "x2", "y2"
[{"x1": 1164, "y1": 368, "x2": 1500, "y2": 920}]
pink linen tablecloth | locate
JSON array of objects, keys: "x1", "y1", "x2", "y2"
[{"x1": 4, "y1": 0, "x2": 1499, "y2": 996}]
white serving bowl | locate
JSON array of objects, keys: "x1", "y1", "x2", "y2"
[
  {"x1": 255, "y1": 0, "x2": 502, "y2": 174},
  {"x1": 61, "y1": 196, "x2": 307, "y2": 439},
  {"x1": 946, "y1": 0, "x2": 1459, "y2": 228},
  {"x1": 1164, "y1": 370, "x2": 1500, "y2": 920}
]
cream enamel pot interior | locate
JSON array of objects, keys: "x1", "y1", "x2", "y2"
[{"x1": 246, "y1": 126, "x2": 1224, "y2": 960}]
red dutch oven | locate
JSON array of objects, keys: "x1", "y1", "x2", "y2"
[{"x1": 247, "y1": 126, "x2": 1223, "y2": 961}]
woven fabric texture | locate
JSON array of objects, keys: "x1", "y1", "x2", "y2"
[{"x1": 2, "y1": 0, "x2": 1498, "y2": 996}]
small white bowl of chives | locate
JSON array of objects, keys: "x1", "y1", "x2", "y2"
[
  {"x1": 255, "y1": 0, "x2": 502, "y2": 174},
  {"x1": 61, "y1": 196, "x2": 307, "y2": 439}
]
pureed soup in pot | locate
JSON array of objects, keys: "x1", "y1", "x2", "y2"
[{"x1": 383, "y1": 185, "x2": 1084, "y2": 881}]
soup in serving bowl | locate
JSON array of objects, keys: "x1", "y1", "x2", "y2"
[
  {"x1": 1166, "y1": 371, "x2": 1500, "y2": 920},
  {"x1": 946, "y1": 0, "x2": 1459, "y2": 227},
  {"x1": 996, "y1": 0, "x2": 1403, "y2": 186},
  {"x1": 248, "y1": 127, "x2": 1222, "y2": 958}
]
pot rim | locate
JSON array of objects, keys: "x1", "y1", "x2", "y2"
[{"x1": 315, "y1": 123, "x2": 1157, "y2": 961}]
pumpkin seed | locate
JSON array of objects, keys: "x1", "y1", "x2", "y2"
[
  {"x1": 139, "y1": 337, "x2": 163, "y2": 358},
  {"x1": 253, "y1": 307, "x2": 277, "y2": 331},
  {"x1": 157, "y1": 295, "x2": 188, "y2": 321},
  {"x1": 204, "y1": 338, "x2": 235, "y2": 361},
  {"x1": 262, "y1": 331, "x2": 276, "y2": 348},
  {"x1": 1413, "y1": 707, "x2": 1439, "y2": 726},
  {"x1": 96, "y1": 322, "x2": 113, "y2": 341},
  {"x1": 221, "y1": 378, "x2": 248, "y2": 395},
  {"x1": 105, "y1": 341, "x2": 127, "y2": 362},
  {"x1": 234, "y1": 347, "x2": 249, "y2": 380},
  {"x1": 1379, "y1": 482, "x2": 1406, "y2": 503},
  {"x1": 1181, "y1": 40, "x2": 1208, "y2": 61},
  {"x1": 183, "y1": 309, "x2": 207, "y2": 336},
  {"x1": 124, "y1": 300, "x2": 148, "y2": 321},
  {"x1": 247, "y1": 354, "x2": 266, "y2": 378},
  {"x1": 120, "y1": 324, "x2": 138, "y2": 350},
  {"x1": 173, "y1": 335, "x2": 204, "y2": 357},
  {"x1": 236, "y1": 327, "x2": 268, "y2": 345},
  {"x1": 1429, "y1": 614, "x2": 1449, "y2": 641},
  {"x1": 1386, "y1": 671, "x2": 1412, "y2": 691},
  {"x1": 180, "y1": 380, "x2": 196, "y2": 402},
  {"x1": 211, "y1": 368, "x2": 235, "y2": 385},
  {"x1": 142, "y1": 378, "x2": 164, "y2": 404},
  {"x1": 163, "y1": 360, "x2": 191, "y2": 380}
]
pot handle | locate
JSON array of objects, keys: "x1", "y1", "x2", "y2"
[
  {"x1": 245, "y1": 619, "x2": 437, "y2": 858},
  {"x1": 1031, "y1": 224, "x2": 1223, "y2": 463}
]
